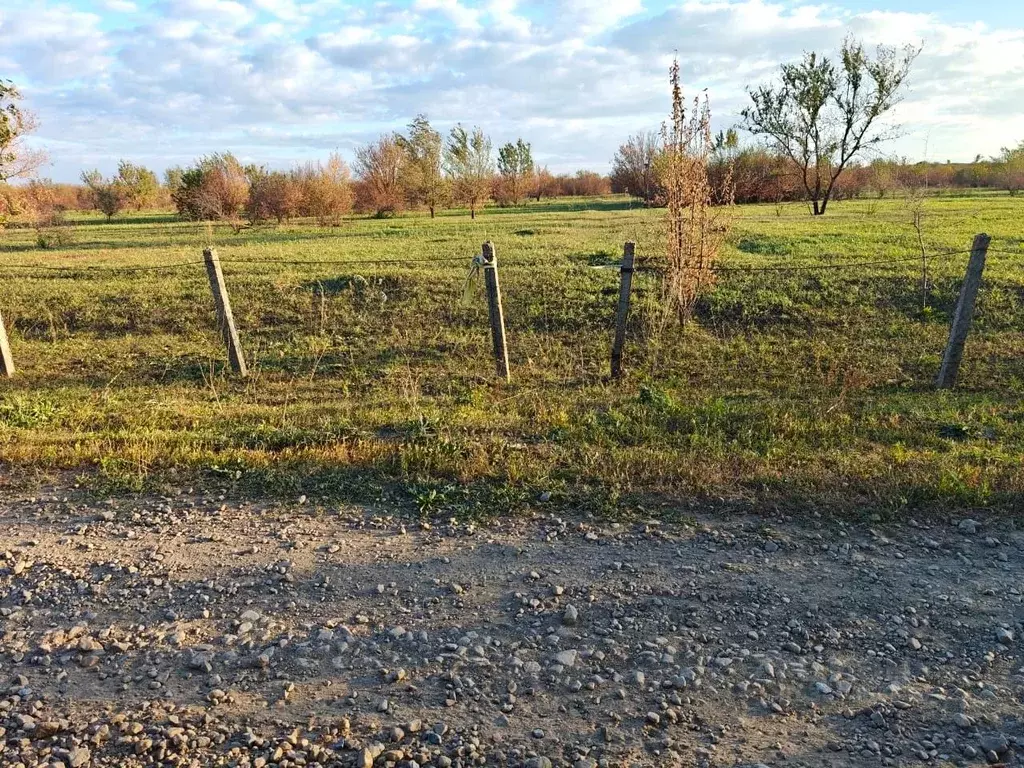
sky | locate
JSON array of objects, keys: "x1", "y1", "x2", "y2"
[{"x1": 2, "y1": 0, "x2": 1023, "y2": 182}]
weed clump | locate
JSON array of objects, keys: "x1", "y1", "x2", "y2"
[{"x1": 658, "y1": 58, "x2": 733, "y2": 325}]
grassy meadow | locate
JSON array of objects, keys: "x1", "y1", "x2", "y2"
[{"x1": 1, "y1": 193, "x2": 1022, "y2": 518}]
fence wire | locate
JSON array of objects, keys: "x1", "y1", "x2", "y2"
[
  {"x1": 0, "y1": 241, "x2": 1016, "y2": 278},
  {"x1": 0, "y1": 254, "x2": 473, "y2": 276},
  {"x1": 625, "y1": 248, "x2": 976, "y2": 276}
]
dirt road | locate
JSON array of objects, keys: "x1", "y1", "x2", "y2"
[{"x1": 1, "y1": 487, "x2": 1022, "y2": 767}]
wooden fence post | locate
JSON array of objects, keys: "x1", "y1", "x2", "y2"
[
  {"x1": 482, "y1": 242, "x2": 510, "y2": 382},
  {"x1": 203, "y1": 248, "x2": 248, "y2": 377},
  {"x1": 610, "y1": 241, "x2": 636, "y2": 379},
  {"x1": 936, "y1": 233, "x2": 991, "y2": 390},
  {"x1": 0, "y1": 310, "x2": 14, "y2": 378}
]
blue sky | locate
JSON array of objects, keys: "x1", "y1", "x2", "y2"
[{"x1": 2, "y1": 0, "x2": 1023, "y2": 182}]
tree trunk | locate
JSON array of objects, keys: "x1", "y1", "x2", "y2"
[
  {"x1": 429, "y1": 207, "x2": 435, "y2": 219},
  {"x1": 471, "y1": 206, "x2": 476, "y2": 220}
]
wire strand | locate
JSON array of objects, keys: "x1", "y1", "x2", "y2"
[
  {"x1": 0, "y1": 260, "x2": 206, "y2": 273},
  {"x1": 0, "y1": 255, "x2": 474, "y2": 274},
  {"x1": 630, "y1": 249, "x2": 972, "y2": 275},
  {"x1": 218, "y1": 255, "x2": 472, "y2": 266},
  {"x1": 0, "y1": 243, "x2": 1011, "y2": 276}
]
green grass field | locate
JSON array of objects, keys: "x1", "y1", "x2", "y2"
[{"x1": 1, "y1": 193, "x2": 1022, "y2": 518}]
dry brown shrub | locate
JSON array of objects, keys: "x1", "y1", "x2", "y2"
[
  {"x1": 20, "y1": 179, "x2": 75, "y2": 248},
  {"x1": 246, "y1": 171, "x2": 301, "y2": 225},
  {"x1": 531, "y1": 167, "x2": 559, "y2": 201},
  {"x1": 291, "y1": 154, "x2": 354, "y2": 226},
  {"x1": 658, "y1": 58, "x2": 733, "y2": 325}
]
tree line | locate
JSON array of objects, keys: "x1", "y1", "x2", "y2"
[
  {"x1": 0, "y1": 115, "x2": 616, "y2": 228},
  {"x1": 5, "y1": 42, "x2": 1022, "y2": 230},
  {"x1": 612, "y1": 131, "x2": 1024, "y2": 206},
  {"x1": 610, "y1": 37, "x2": 1019, "y2": 212}
]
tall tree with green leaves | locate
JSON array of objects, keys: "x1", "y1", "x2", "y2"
[
  {"x1": 741, "y1": 37, "x2": 919, "y2": 215},
  {"x1": 115, "y1": 161, "x2": 160, "y2": 210},
  {"x1": 1, "y1": 80, "x2": 46, "y2": 183},
  {"x1": 164, "y1": 166, "x2": 184, "y2": 194},
  {"x1": 497, "y1": 139, "x2": 534, "y2": 205},
  {"x1": 398, "y1": 114, "x2": 449, "y2": 218},
  {"x1": 444, "y1": 125, "x2": 494, "y2": 220},
  {"x1": 998, "y1": 141, "x2": 1024, "y2": 195}
]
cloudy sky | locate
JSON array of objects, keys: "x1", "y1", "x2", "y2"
[{"x1": 3, "y1": 0, "x2": 1023, "y2": 182}]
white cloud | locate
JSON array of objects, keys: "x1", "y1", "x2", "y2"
[
  {"x1": 99, "y1": 0, "x2": 139, "y2": 12},
  {"x1": 486, "y1": 0, "x2": 531, "y2": 38},
  {"x1": 250, "y1": 0, "x2": 304, "y2": 21},
  {"x1": 3, "y1": 0, "x2": 1022, "y2": 180},
  {"x1": 413, "y1": 0, "x2": 482, "y2": 31},
  {"x1": 0, "y1": 5, "x2": 111, "y2": 82},
  {"x1": 155, "y1": 0, "x2": 256, "y2": 28}
]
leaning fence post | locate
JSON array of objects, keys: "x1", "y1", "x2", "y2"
[
  {"x1": 0, "y1": 310, "x2": 14, "y2": 378},
  {"x1": 936, "y1": 233, "x2": 991, "y2": 390},
  {"x1": 203, "y1": 247, "x2": 248, "y2": 377},
  {"x1": 610, "y1": 242, "x2": 636, "y2": 379},
  {"x1": 481, "y1": 242, "x2": 510, "y2": 382}
]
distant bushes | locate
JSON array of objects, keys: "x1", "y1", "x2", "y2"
[
  {"x1": 166, "y1": 152, "x2": 356, "y2": 226},
  {"x1": 162, "y1": 119, "x2": 615, "y2": 226},
  {"x1": 244, "y1": 154, "x2": 354, "y2": 226},
  {"x1": 245, "y1": 170, "x2": 300, "y2": 225},
  {"x1": 9, "y1": 133, "x2": 1019, "y2": 233},
  {"x1": 170, "y1": 153, "x2": 248, "y2": 225},
  {"x1": 295, "y1": 155, "x2": 354, "y2": 225},
  {"x1": 615, "y1": 132, "x2": 1024, "y2": 207},
  {"x1": 6, "y1": 179, "x2": 78, "y2": 247}
]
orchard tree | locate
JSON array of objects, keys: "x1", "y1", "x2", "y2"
[
  {"x1": 531, "y1": 166, "x2": 558, "y2": 201},
  {"x1": 398, "y1": 114, "x2": 449, "y2": 218},
  {"x1": 998, "y1": 141, "x2": 1024, "y2": 195},
  {"x1": 497, "y1": 139, "x2": 534, "y2": 205},
  {"x1": 164, "y1": 166, "x2": 184, "y2": 193},
  {"x1": 445, "y1": 125, "x2": 493, "y2": 219},
  {"x1": 355, "y1": 135, "x2": 406, "y2": 217},
  {"x1": 171, "y1": 153, "x2": 248, "y2": 222},
  {"x1": 610, "y1": 132, "x2": 659, "y2": 202},
  {"x1": 1, "y1": 79, "x2": 46, "y2": 182},
  {"x1": 81, "y1": 169, "x2": 126, "y2": 221},
  {"x1": 116, "y1": 161, "x2": 160, "y2": 210},
  {"x1": 741, "y1": 37, "x2": 919, "y2": 215},
  {"x1": 246, "y1": 167, "x2": 302, "y2": 224},
  {"x1": 297, "y1": 153, "x2": 353, "y2": 225}
]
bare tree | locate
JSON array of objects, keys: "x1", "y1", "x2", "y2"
[
  {"x1": 445, "y1": 125, "x2": 494, "y2": 220},
  {"x1": 0, "y1": 80, "x2": 47, "y2": 182},
  {"x1": 610, "y1": 132, "x2": 659, "y2": 202},
  {"x1": 741, "y1": 37, "x2": 919, "y2": 215},
  {"x1": 531, "y1": 166, "x2": 558, "y2": 201}
]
